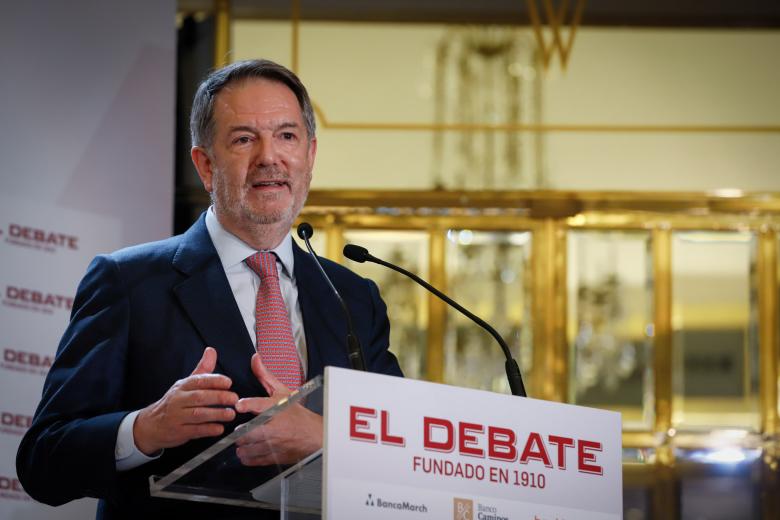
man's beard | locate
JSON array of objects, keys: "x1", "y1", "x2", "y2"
[{"x1": 211, "y1": 169, "x2": 308, "y2": 229}]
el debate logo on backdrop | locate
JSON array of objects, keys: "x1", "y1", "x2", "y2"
[{"x1": 2, "y1": 222, "x2": 79, "y2": 254}]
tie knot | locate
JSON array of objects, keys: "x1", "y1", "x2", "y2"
[{"x1": 245, "y1": 252, "x2": 278, "y2": 280}]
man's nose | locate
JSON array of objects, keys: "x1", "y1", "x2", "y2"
[{"x1": 254, "y1": 137, "x2": 278, "y2": 166}]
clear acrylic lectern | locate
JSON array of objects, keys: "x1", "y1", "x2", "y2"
[{"x1": 149, "y1": 376, "x2": 324, "y2": 519}]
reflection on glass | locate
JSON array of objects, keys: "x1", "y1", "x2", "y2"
[
  {"x1": 342, "y1": 230, "x2": 429, "y2": 380},
  {"x1": 676, "y1": 447, "x2": 762, "y2": 519},
  {"x1": 671, "y1": 231, "x2": 758, "y2": 431},
  {"x1": 443, "y1": 230, "x2": 532, "y2": 393},
  {"x1": 567, "y1": 231, "x2": 653, "y2": 429}
]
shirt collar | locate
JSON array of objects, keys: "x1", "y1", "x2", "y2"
[{"x1": 205, "y1": 207, "x2": 295, "y2": 278}]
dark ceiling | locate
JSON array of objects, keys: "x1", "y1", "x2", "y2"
[{"x1": 178, "y1": 0, "x2": 780, "y2": 27}]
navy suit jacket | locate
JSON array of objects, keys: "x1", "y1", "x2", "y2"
[{"x1": 17, "y1": 214, "x2": 402, "y2": 519}]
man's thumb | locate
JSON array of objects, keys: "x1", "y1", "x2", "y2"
[
  {"x1": 251, "y1": 353, "x2": 284, "y2": 396},
  {"x1": 191, "y1": 346, "x2": 217, "y2": 375}
]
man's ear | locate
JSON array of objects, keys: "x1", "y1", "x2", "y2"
[
  {"x1": 191, "y1": 146, "x2": 214, "y2": 193},
  {"x1": 307, "y1": 137, "x2": 317, "y2": 168}
]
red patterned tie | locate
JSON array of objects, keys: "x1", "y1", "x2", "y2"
[{"x1": 245, "y1": 252, "x2": 303, "y2": 390}]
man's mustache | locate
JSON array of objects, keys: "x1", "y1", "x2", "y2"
[{"x1": 248, "y1": 167, "x2": 290, "y2": 184}]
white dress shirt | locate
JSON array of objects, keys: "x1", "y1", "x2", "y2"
[{"x1": 115, "y1": 208, "x2": 307, "y2": 470}]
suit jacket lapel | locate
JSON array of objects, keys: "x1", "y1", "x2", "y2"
[
  {"x1": 170, "y1": 214, "x2": 264, "y2": 396},
  {"x1": 293, "y1": 242, "x2": 350, "y2": 378}
]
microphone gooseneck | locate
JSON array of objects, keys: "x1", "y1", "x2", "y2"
[
  {"x1": 296, "y1": 223, "x2": 366, "y2": 371},
  {"x1": 343, "y1": 243, "x2": 527, "y2": 397}
]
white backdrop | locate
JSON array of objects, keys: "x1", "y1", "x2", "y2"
[{"x1": 0, "y1": 1, "x2": 175, "y2": 517}]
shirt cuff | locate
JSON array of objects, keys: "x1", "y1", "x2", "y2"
[{"x1": 115, "y1": 410, "x2": 163, "y2": 471}]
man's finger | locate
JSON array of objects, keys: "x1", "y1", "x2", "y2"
[
  {"x1": 236, "y1": 445, "x2": 276, "y2": 466},
  {"x1": 250, "y1": 353, "x2": 288, "y2": 397},
  {"x1": 180, "y1": 373, "x2": 233, "y2": 391},
  {"x1": 185, "y1": 405, "x2": 236, "y2": 425},
  {"x1": 235, "y1": 396, "x2": 274, "y2": 415},
  {"x1": 191, "y1": 346, "x2": 218, "y2": 376},
  {"x1": 182, "y1": 388, "x2": 238, "y2": 407}
]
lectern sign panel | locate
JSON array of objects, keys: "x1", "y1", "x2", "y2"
[{"x1": 324, "y1": 367, "x2": 622, "y2": 519}]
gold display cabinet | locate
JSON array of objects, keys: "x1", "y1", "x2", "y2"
[{"x1": 297, "y1": 189, "x2": 780, "y2": 520}]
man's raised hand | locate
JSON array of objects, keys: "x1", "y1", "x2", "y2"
[
  {"x1": 234, "y1": 353, "x2": 323, "y2": 466},
  {"x1": 133, "y1": 346, "x2": 238, "y2": 455}
]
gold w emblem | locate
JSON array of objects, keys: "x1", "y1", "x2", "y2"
[{"x1": 527, "y1": 0, "x2": 586, "y2": 70}]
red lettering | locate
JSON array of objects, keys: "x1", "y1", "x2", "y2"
[
  {"x1": 380, "y1": 410, "x2": 405, "y2": 446},
  {"x1": 8, "y1": 223, "x2": 78, "y2": 249},
  {"x1": 548, "y1": 435, "x2": 575, "y2": 469},
  {"x1": 349, "y1": 406, "x2": 376, "y2": 442},
  {"x1": 488, "y1": 426, "x2": 517, "y2": 462},
  {"x1": 2, "y1": 348, "x2": 53, "y2": 367},
  {"x1": 4, "y1": 286, "x2": 72, "y2": 309},
  {"x1": 0, "y1": 476, "x2": 24, "y2": 492},
  {"x1": 1, "y1": 412, "x2": 32, "y2": 429},
  {"x1": 458, "y1": 422, "x2": 484, "y2": 458},
  {"x1": 423, "y1": 417, "x2": 454, "y2": 452},
  {"x1": 519, "y1": 432, "x2": 553, "y2": 468},
  {"x1": 578, "y1": 440, "x2": 603, "y2": 475}
]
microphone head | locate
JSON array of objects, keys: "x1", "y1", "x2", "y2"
[
  {"x1": 343, "y1": 244, "x2": 370, "y2": 263},
  {"x1": 296, "y1": 222, "x2": 314, "y2": 240}
]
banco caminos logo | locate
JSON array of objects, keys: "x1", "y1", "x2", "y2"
[
  {"x1": 454, "y1": 497, "x2": 473, "y2": 520},
  {"x1": 366, "y1": 493, "x2": 375, "y2": 506}
]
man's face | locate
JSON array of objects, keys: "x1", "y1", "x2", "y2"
[{"x1": 193, "y1": 78, "x2": 316, "y2": 243}]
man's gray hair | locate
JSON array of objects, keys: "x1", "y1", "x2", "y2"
[{"x1": 190, "y1": 59, "x2": 316, "y2": 149}]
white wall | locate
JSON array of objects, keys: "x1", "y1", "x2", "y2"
[{"x1": 0, "y1": 1, "x2": 175, "y2": 517}]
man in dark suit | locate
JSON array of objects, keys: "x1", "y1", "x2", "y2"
[{"x1": 16, "y1": 59, "x2": 402, "y2": 519}]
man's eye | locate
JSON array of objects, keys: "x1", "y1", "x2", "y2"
[
  {"x1": 234, "y1": 136, "x2": 251, "y2": 144},
  {"x1": 281, "y1": 132, "x2": 296, "y2": 140}
]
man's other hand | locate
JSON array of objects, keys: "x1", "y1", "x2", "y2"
[
  {"x1": 133, "y1": 346, "x2": 238, "y2": 455},
  {"x1": 234, "y1": 353, "x2": 323, "y2": 466}
]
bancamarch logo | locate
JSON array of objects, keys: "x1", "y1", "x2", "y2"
[{"x1": 365, "y1": 493, "x2": 428, "y2": 514}]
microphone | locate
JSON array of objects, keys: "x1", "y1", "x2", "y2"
[
  {"x1": 296, "y1": 223, "x2": 366, "y2": 371},
  {"x1": 343, "y1": 243, "x2": 527, "y2": 397}
]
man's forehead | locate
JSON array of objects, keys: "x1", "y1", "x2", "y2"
[{"x1": 212, "y1": 78, "x2": 302, "y2": 125}]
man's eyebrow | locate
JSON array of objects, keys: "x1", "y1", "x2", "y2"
[
  {"x1": 228, "y1": 125, "x2": 258, "y2": 134},
  {"x1": 227, "y1": 122, "x2": 301, "y2": 133},
  {"x1": 276, "y1": 121, "x2": 301, "y2": 131}
]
